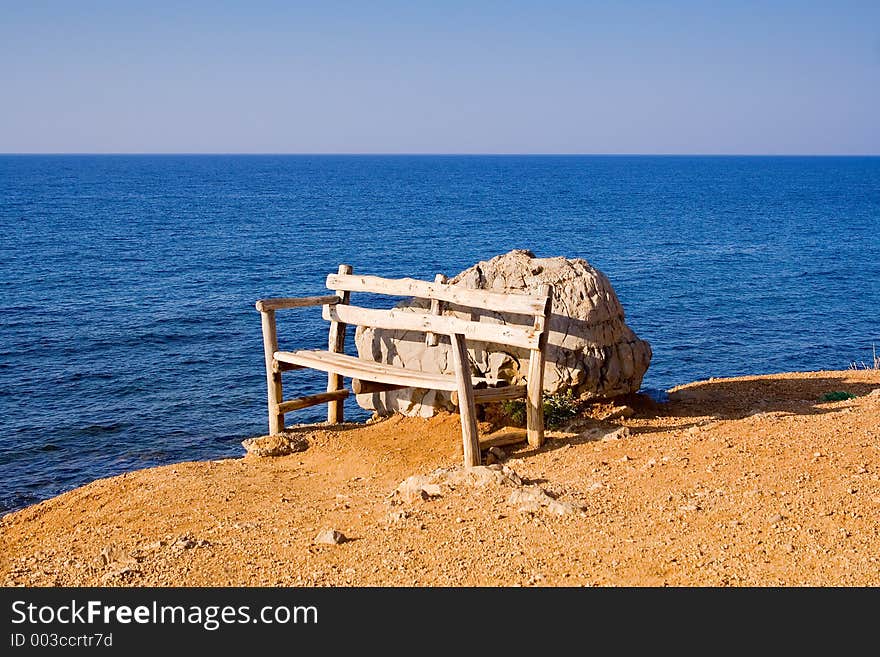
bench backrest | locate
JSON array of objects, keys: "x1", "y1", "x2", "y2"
[{"x1": 322, "y1": 271, "x2": 552, "y2": 351}]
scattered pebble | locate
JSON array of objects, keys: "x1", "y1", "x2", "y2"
[
  {"x1": 172, "y1": 536, "x2": 198, "y2": 551},
  {"x1": 602, "y1": 427, "x2": 631, "y2": 441},
  {"x1": 315, "y1": 529, "x2": 347, "y2": 545}
]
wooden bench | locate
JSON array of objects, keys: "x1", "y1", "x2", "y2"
[{"x1": 255, "y1": 265, "x2": 553, "y2": 467}]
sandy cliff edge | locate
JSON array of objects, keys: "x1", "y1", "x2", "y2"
[{"x1": 2, "y1": 369, "x2": 879, "y2": 587}]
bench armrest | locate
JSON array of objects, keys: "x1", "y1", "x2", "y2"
[{"x1": 255, "y1": 295, "x2": 342, "y2": 312}]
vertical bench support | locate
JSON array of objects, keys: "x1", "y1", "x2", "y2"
[
  {"x1": 424, "y1": 273, "x2": 447, "y2": 347},
  {"x1": 327, "y1": 264, "x2": 352, "y2": 423},
  {"x1": 260, "y1": 308, "x2": 284, "y2": 434},
  {"x1": 450, "y1": 332, "x2": 481, "y2": 468},
  {"x1": 526, "y1": 284, "x2": 553, "y2": 448}
]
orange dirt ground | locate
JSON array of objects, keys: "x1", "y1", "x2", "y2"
[{"x1": 2, "y1": 370, "x2": 879, "y2": 587}]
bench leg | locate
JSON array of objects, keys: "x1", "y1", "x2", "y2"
[
  {"x1": 526, "y1": 284, "x2": 552, "y2": 448},
  {"x1": 451, "y1": 333, "x2": 481, "y2": 468},
  {"x1": 327, "y1": 372, "x2": 344, "y2": 423},
  {"x1": 260, "y1": 309, "x2": 284, "y2": 434},
  {"x1": 526, "y1": 349, "x2": 545, "y2": 447},
  {"x1": 327, "y1": 264, "x2": 352, "y2": 424}
]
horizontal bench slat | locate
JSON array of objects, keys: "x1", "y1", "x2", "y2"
[
  {"x1": 325, "y1": 274, "x2": 547, "y2": 316},
  {"x1": 276, "y1": 389, "x2": 349, "y2": 414},
  {"x1": 322, "y1": 304, "x2": 541, "y2": 350},
  {"x1": 256, "y1": 295, "x2": 342, "y2": 312},
  {"x1": 275, "y1": 350, "x2": 461, "y2": 391},
  {"x1": 351, "y1": 379, "x2": 407, "y2": 395},
  {"x1": 452, "y1": 384, "x2": 528, "y2": 406}
]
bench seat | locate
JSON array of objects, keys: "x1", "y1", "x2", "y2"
[
  {"x1": 274, "y1": 349, "x2": 518, "y2": 395},
  {"x1": 275, "y1": 349, "x2": 460, "y2": 391}
]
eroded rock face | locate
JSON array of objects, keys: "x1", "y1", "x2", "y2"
[{"x1": 354, "y1": 250, "x2": 651, "y2": 417}]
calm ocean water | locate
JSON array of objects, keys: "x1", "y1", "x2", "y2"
[{"x1": 1, "y1": 155, "x2": 878, "y2": 513}]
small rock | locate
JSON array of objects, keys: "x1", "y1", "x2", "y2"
[
  {"x1": 507, "y1": 486, "x2": 580, "y2": 515},
  {"x1": 99, "y1": 545, "x2": 140, "y2": 568},
  {"x1": 602, "y1": 426, "x2": 631, "y2": 441},
  {"x1": 768, "y1": 513, "x2": 784, "y2": 524},
  {"x1": 395, "y1": 475, "x2": 443, "y2": 503},
  {"x1": 546, "y1": 500, "x2": 576, "y2": 516},
  {"x1": 101, "y1": 566, "x2": 136, "y2": 583},
  {"x1": 242, "y1": 433, "x2": 309, "y2": 457},
  {"x1": 679, "y1": 504, "x2": 700, "y2": 512},
  {"x1": 315, "y1": 529, "x2": 347, "y2": 545},
  {"x1": 446, "y1": 465, "x2": 521, "y2": 488},
  {"x1": 621, "y1": 455, "x2": 631, "y2": 462},
  {"x1": 172, "y1": 536, "x2": 197, "y2": 551},
  {"x1": 421, "y1": 483, "x2": 442, "y2": 497},
  {"x1": 508, "y1": 487, "x2": 549, "y2": 513},
  {"x1": 501, "y1": 467, "x2": 523, "y2": 487}
]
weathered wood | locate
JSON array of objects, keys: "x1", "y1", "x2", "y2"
[
  {"x1": 526, "y1": 284, "x2": 553, "y2": 447},
  {"x1": 450, "y1": 333, "x2": 481, "y2": 468},
  {"x1": 256, "y1": 295, "x2": 341, "y2": 312},
  {"x1": 452, "y1": 384, "x2": 528, "y2": 406},
  {"x1": 257, "y1": 268, "x2": 554, "y2": 464},
  {"x1": 326, "y1": 273, "x2": 546, "y2": 315},
  {"x1": 425, "y1": 273, "x2": 447, "y2": 347},
  {"x1": 276, "y1": 349, "x2": 460, "y2": 391},
  {"x1": 480, "y1": 429, "x2": 528, "y2": 449},
  {"x1": 322, "y1": 304, "x2": 541, "y2": 350},
  {"x1": 525, "y1": 352, "x2": 544, "y2": 448},
  {"x1": 275, "y1": 361, "x2": 304, "y2": 372},
  {"x1": 351, "y1": 379, "x2": 407, "y2": 395},
  {"x1": 327, "y1": 264, "x2": 352, "y2": 423},
  {"x1": 260, "y1": 309, "x2": 284, "y2": 434},
  {"x1": 276, "y1": 389, "x2": 349, "y2": 414}
]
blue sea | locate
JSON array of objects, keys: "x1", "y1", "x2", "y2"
[{"x1": 1, "y1": 155, "x2": 878, "y2": 514}]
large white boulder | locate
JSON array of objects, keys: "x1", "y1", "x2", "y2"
[{"x1": 354, "y1": 250, "x2": 652, "y2": 417}]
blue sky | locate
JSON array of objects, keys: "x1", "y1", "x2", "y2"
[{"x1": 1, "y1": 1, "x2": 877, "y2": 153}]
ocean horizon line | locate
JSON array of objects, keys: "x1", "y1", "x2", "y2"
[{"x1": 2, "y1": 152, "x2": 879, "y2": 158}]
